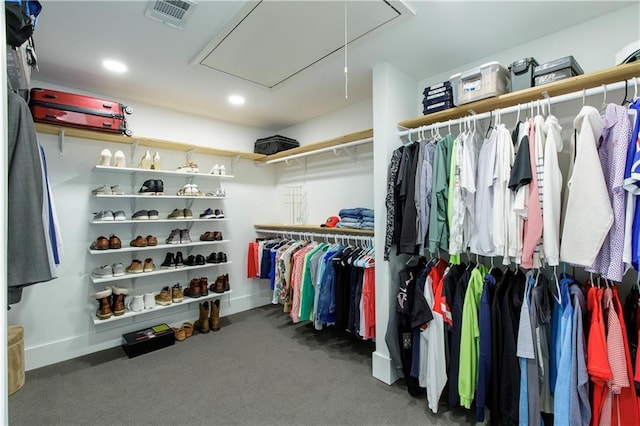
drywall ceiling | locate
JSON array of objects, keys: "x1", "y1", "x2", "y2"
[{"x1": 30, "y1": 1, "x2": 633, "y2": 131}]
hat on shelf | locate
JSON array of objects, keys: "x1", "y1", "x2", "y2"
[{"x1": 320, "y1": 216, "x2": 340, "y2": 228}]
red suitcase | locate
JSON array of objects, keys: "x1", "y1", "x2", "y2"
[{"x1": 29, "y1": 88, "x2": 133, "y2": 136}]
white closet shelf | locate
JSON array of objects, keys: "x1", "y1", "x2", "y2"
[
  {"x1": 90, "y1": 261, "x2": 233, "y2": 284},
  {"x1": 254, "y1": 224, "x2": 374, "y2": 236},
  {"x1": 90, "y1": 218, "x2": 229, "y2": 225},
  {"x1": 92, "y1": 165, "x2": 234, "y2": 179},
  {"x1": 35, "y1": 122, "x2": 266, "y2": 161},
  {"x1": 88, "y1": 240, "x2": 230, "y2": 255},
  {"x1": 92, "y1": 194, "x2": 228, "y2": 200},
  {"x1": 91, "y1": 289, "x2": 233, "y2": 325},
  {"x1": 399, "y1": 62, "x2": 640, "y2": 129}
]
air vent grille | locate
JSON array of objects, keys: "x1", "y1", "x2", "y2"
[{"x1": 145, "y1": 0, "x2": 196, "y2": 29}]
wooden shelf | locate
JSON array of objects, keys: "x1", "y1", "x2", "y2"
[
  {"x1": 35, "y1": 123, "x2": 267, "y2": 161},
  {"x1": 255, "y1": 129, "x2": 373, "y2": 163},
  {"x1": 254, "y1": 224, "x2": 374, "y2": 236},
  {"x1": 90, "y1": 261, "x2": 232, "y2": 284},
  {"x1": 399, "y1": 62, "x2": 640, "y2": 129}
]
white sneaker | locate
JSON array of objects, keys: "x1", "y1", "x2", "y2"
[
  {"x1": 114, "y1": 150, "x2": 126, "y2": 167},
  {"x1": 219, "y1": 165, "x2": 226, "y2": 176},
  {"x1": 138, "y1": 150, "x2": 152, "y2": 169},
  {"x1": 210, "y1": 164, "x2": 220, "y2": 175},
  {"x1": 91, "y1": 185, "x2": 113, "y2": 195},
  {"x1": 98, "y1": 149, "x2": 112, "y2": 166},
  {"x1": 110, "y1": 185, "x2": 125, "y2": 195},
  {"x1": 152, "y1": 152, "x2": 161, "y2": 170},
  {"x1": 113, "y1": 211, "x2": 127, "y2": 221},
  {"x1": 144, "y1": 293, "x2": 155, "y2": 310}
]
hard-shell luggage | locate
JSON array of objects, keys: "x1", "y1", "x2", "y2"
[
  {"x1": 254, "y1": 135, "x2": 299, "y2": 155},
  {"x1": 29, "y1": 88, "x2": 133, "y2": 136}
]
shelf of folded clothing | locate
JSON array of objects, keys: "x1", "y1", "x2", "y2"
[
  {"x1": 90, "y1": 261, "x2": 233, "y2": 284},
  {"x1": 92, "y1": 194, "x2": 229, "y2": 200},
  {"x1": 91, "y1": 289, "x2": 233, "y2": 325},
  {"x1": 36, "y1": 122, "x2": 266, "y2": 161},
  {"x1": 90, "y1": 218, "x2": 230, "y2": 225},
  {"x1": 253, "y1": 224, "x2": 374, "y2": 236},
  {"x1": 92, "y1": 165, "x2": 235, "y2": 179},
  {"x1": 88, "y1": 240, "x2": 230, "y2": 255}
]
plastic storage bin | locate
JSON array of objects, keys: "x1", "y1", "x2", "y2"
[
  {"x1": 509, "y1": 57, "x2": 538, "y2": 92},
  {"x1": 533, "y1": 55, "x2": 584, "y2": 86},
  {"x1": 450, "y1": 62, "x2": 511, "y2": 105}
]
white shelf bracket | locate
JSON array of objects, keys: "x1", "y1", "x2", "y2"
[
  {"x1": 342, "y1": 146, "x2": 358, "y2": 162},
  {"x1": 186, "y1": 148, "x2": 196, "y2": 163},
  {"x1": 230, "y1": 155, "x2": 241, "y2": 174},
  {"x1": 130, "y1": 140, "x2": 140, "y2": 164},
  {"x1": 58, "y1": 128, "x2": 65, "y2": 156}
]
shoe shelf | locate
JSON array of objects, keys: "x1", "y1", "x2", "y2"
[
  {"x1": 93, "y1": 194, "x2": 228, "y2": 200},
  {"x1": 88, "y1": 240, "x2": 230, "y2": 255},
  {"x1": 93, "y1": 165, "x2": 234, "y2": 179},
  {"x1": 90, "y1": 261, "x2": 233, "y2": 284},
  {"x1": 91, "y1": 289, "x2": 233, "y2": 325},
  {"x1": 90, "y1": 218, "x2": 229, "y2": 225}
]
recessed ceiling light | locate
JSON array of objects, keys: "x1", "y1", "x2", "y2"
[
  {"x1": 102, "y1": 59, "x2": 127, "y2": 73},
  {"x1": 228, "y1": 95, "x2": 245, "y2": 106}
]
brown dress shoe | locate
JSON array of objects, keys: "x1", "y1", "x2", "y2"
[
  {"x1": 109, "y1": 234, "x2": 122, "y2": 249},
  {"x1": 146, "y1": 235, "x2": 158, "y2": 246},
  {"x1": 130, "y1": 235, "x2": 147, "y2": 247},
  {"x1": 90, "y1": 236, "x2": 109, "y2": 250}
]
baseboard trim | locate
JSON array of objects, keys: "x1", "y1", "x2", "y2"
[
  {"x1": 372, "y1": 350, "x2": 400, "y2": 385},
  {"x1": 24, "y1": 293, "x2": 271, "y2": 371}
]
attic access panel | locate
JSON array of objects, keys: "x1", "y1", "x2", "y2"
[{"x1": 194, "y1": 0, "x2": 403, "y2": 89}]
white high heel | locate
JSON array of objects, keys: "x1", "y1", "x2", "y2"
[
  {"x1": 114, "y1": 150, "x2": 126, "y2": 167},
  {"x1": 210, "y1": 164, "x2": 220, "y2": 175},
  {"x1": 219, "y1": 165, "x2": 226, "y2": 176},
  {"x1": 152, "y1": 152, "x2": 161, "y2": 170},
  {"x1": 138, "y1": 150, "x2": 152, "y2": 169},
  {"x1": 98, "y1": 149, "x2": 112, "y2": 166}
]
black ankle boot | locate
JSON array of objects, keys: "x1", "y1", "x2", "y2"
[
  {"x1": 161, "y1": 252, "x2": 175, "y2": 269},
  {"x1": 175, "y1": 251, "x2": 184, "y2": 268}
]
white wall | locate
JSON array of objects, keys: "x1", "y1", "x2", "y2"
[
  {"x1": 417, "y1": 3, "x2": 640, "y2": 114},
  {"x1": 7, "y1": 82, "x2": 279, "y2": 370}
]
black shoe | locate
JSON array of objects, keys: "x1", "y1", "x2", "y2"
[
  {"x1": 175, "y1": 251, "x2": 184, "y2": 268},
  {"x1": 154, "y1": 180, "x2": 164, "y2": 195},
  {"x1": 216, "y1": 252, "x2": 227, "y2": 264},
  {"x1": 161, "y1": 252, "x2": 175, "y2": 269},
  {"x1": 184, "y1": 255, "x2": 196, "y2": 266},
  {"x1": 206, "y1": 252, "x2": 217, "y2": 264},
  {"x1": 138, "y1": 179, "x2": 156, "y2": 195},
  {"x1": 195, "y1": 254, "x2": 206, "y2": 265}
]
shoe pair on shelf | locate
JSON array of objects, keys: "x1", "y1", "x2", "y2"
[
  {"x1": 206, "y1": 252, "x2": 228, "y2": 264},
  {"x1": 130, "y1": 235, "x2": 158, "y2": 247},
  {"x1": 168, "y1": 208, "x2": 193, "y2": 220},
  {"x1": 184, "y1": 277, "x2": 210, "y2": 298},
  {"x1": 132, "y1": 209, "x2": 159, "y2": 220},
  {"x1": 90, "y1": 285, "x2": 131, "y2": 319},
  {"x1": 200, "y1": 231, "x2": 223, "y2": 241},
  {"x1": 210, "y1": 164, "x2": 226, "y2": 175},
  {"x1": 177, "y1": 161, "x2": 199, "y2": 173},
  {"x1": 91, "y1": 263, "x2": 125, "y2": 278},
  {"x1": 138, "y1": 150, "x2": 161, "y2": 170},
  {"x1": 93, "y1": 210, "x2": 126, "y2": 221},
  {"x1": 90, "y1": 235, "x2": 121, "y2": 250},
  {"x1": 126, "y1": 258, "x2": 155, "y2": 274},
  {"x1": 177, "y1": 184, "x2": 203, "y2": 197},
  {"x1": 166, "y1": 229, "x2": 191, "y2": 244},
  {"x1": 92, "y1": 185, "x2": 125, "y2": 196},
  {"x1": 205, "y1": 188, "x2": 226, "y2": 197},
  {"x1": 199, "y1": 208, "x2": 224, "y2": 219},
  {"x1": 211, "y1": 274, "x2": 230, "y2": 293},
  {"x1": 161, "y1": 251, "x2": 185, "y2": 269},
  {"x1": 184, "y1": 254, "x2": 206, "y2": 266},
  {"x1": 98, "y1": 149, "x2": 126, "y2": 168},
  {"x1": 138, "y1": 179, "x2": 164, "y2": 195}
]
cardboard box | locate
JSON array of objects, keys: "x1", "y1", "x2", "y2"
[{"x1": 122, "y1": 323, "x2": 174, "y2": 358}]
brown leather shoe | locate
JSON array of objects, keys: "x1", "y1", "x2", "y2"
[
  {"x1": 110, "y1": 286, "x2": 130, "y2": 316},
  {"x1": 172, "y1": 327, "x2": 186, "y2": 341},
  {"x1": 200, "y1": 277, "x2": 209, "y2": 296},
  {"x1": 211, "y1": 275, "x2": 225, "y2": 293},
  {"x1": 182, "y1": 322, "x2": 194, "y2": 338},
  {"x1": 90, "y1": 236, "x2": 109, "y2": 250},
  {"x1": 90, "y1": 288, "x2": 112, "y2": 320},
  {"x1": 130, "y1": 235, "x2": 147, "y2": 247},
  {"x1": 224, "y1": 273, "x2": 230, "y2": 292},
  {"x1": 146, "y1": 235, "x2": 158, "y2": 246},
  {"x1": 209, "y1": 299, "x2": 220, "y2": 331},
  {"x1": 199, "y1": 231, "x2": 213, "y2": 241},
  {"x1": 184, "y1": 278, "x2": 201, "y2": 298},
  {"x1": 213, "y1": 231, "x2": 223, "y2": 241},
  {"x1": 109, "y1": 234, "x2": 122, "y2": 249},
  {"x1": 194, "y1": 301, "x2": 210, "y2": 334}
]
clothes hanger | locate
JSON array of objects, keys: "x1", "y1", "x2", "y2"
[
  {"x1": 621, "y1": 79, "x2": 629, "y2": 106},
  {"x1": 553, "y1": 265, "x2": 561, "y2": 304},
  {"x1": 601, "y1": 84, "x2": 608, "y2": 111}
]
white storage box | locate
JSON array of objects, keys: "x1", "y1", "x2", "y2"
[{"x1": 450, "y1": 61, "x2": 511, "y2": 105}]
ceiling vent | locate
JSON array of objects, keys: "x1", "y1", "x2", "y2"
[{"x1": 145, "y1": 0, "x2": 196, "y2": 30}]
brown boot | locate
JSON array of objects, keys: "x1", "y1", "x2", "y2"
[
  {"x1": 224, "y1": 274, "x2": 230, "y2": 292},
  {"x1": 200, "y1": 277, "x2": 209, "y2": 296},
  {"x1": 184, "y1": 278, "x2": 201, "y2": 298},
  {"x1": 110, "y1": 286, "x2": 129, "y2": 316},
  {"x1": 194, "y1": 301, "x2": 210, "y2": 334},
  {"x1": 91, "y1": 288, "x2": 113, "y2": 320},
  {"x1": 212, "y1": 275, "x2": 225, "y2": 293},
  {"x1": 209, "y1": 299, "x2": 220, "y2": 331}
]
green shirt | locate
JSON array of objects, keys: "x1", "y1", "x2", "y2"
[{"x1": 428, "y1": 134, "x2": 454, "y2": 254}]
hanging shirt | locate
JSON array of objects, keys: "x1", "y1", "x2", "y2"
[
  {"x1": 429, "y1": 134, "x2": 454, "y2": 253},
  {"x1": 449, "y1": 134, "x2": 466, "y2": 257},
  {"x1": 469, "y1": 129, "x2": 497, "y2": 256},
  {"x1": 587, "y1": 286, "x2": 612, "y2": 426},
  {"x1": 417, "y1": 140, "x2": 437, "y2": 256},
  {"x1": 542, "y1": 115, "x2": 564, "y2": 266},
  {"x1": 384, "y1": 148, "x2": 403, "y2": 260},
  {"x1": 461, "y1": 129, "x2": 479, "y2": 251},
  {"x1": 622, "y1": 100, "x2": 640, "y2": 269},
  {"x1": 493, "y1": 124, "x2": 515, "y2": 264},
  {"x1": 510, "y1": 121, "x2": 532, "y2": 265},
  {"x1": 561, "y1": 106, "x2": 613, "y2": 266},
  {"x1": 522, "y1": 117, "x2": 543, "y2": 269}
]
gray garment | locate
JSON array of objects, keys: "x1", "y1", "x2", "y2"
[
  {"x1": 570, "y1": 285, "x2": 591, "y2": 426},
  {"x1": 417, "y1": 140, "x2": 436, "y2": 256},
  {"x1": 384, "y1": 257, "x2": 409, "y2": 378},
  {"x1": 384, "y1": 148, "x2": 403, "y2": 261},
  {"x1": 399, "y1": 143, "x2": 420, "y2": 253},
  {"x1": 413, "y1": 139, "x2": 424, "y2": 247},
  {"x1": 8, "y1": 90, "x2": 56, "y2": 304}
]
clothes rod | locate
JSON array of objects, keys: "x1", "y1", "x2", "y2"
[
  {"x1": 254, "y1": 228, "x2": 374, "y2": 242},
  {"x1": 264, "y1": 137, "x2": 374, "y2": 164},
  {"x1": 397, "y1": 78, "x2": 636, "y2": 138}
]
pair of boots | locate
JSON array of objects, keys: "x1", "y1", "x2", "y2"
[
  {"x1": 210, "y1": 274, "x2": 230, "y2": 293},
  {"x1": 194, "y1": 299, "x2": 220, "y2": 333},
  {"x1": 184, "y1": 277, "x2": 209, "y2": 298},
  {"x1": 91, "y1": 286, "x2": 130, "y2": 320}
]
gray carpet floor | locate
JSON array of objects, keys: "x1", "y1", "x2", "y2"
[{"x1": 8, "y1": 304, "x2": 476, "y2": 425}]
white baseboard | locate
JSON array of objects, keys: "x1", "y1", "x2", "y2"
[
  {"x1": 24, "y1": 293, "x2": 271, "y2": 371},
  {"x1": 372, "y1": 350, "x2": 400, "y2": 385}
]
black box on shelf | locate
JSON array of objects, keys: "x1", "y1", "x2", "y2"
[
  {"x1": 509, "y1": 57, "x2": 539, "y2": 92},
  {"x1": 122, "y1": 323, "x2": 174, "y2": 358},
  {"x1": 533, "y1": 55, "x2": 584, "y2": 87},
  {"x1": 254, "y1": 135, "x2": 299, "y2": 155}
]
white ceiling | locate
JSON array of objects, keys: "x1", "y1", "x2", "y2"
[{"x1": 31, "y1": 0, "x2": 633, "y2": 131}]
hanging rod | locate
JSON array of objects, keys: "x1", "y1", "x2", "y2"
[
  {"x1": 254, "y1": 228, "x2": 373, "y2": 242},
  {"x1": 263, "y1": 137, "x2": 374, "y2": 165},
  {"x1": 397, "y1": 79, "x2": 635, "y2": 139}
]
